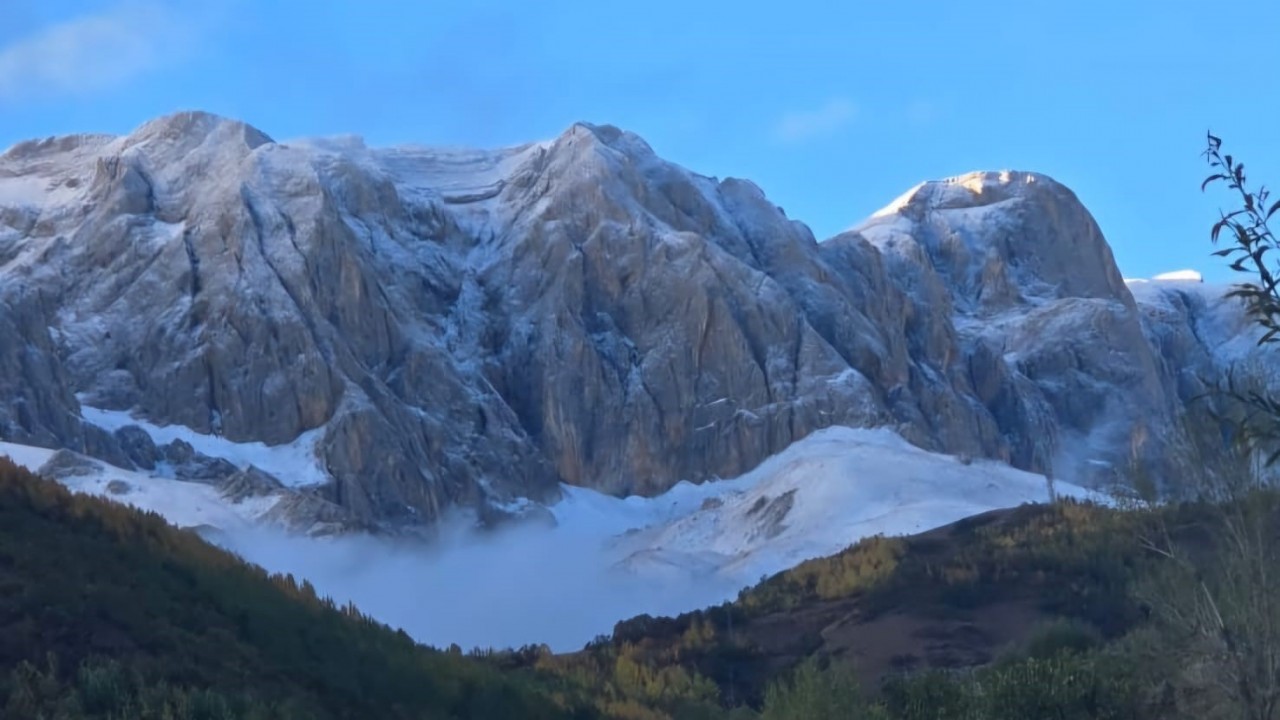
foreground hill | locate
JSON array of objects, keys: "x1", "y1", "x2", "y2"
[
  {"x1": 0, "y1": 112, "x2": 1269, "y2": 530},
  {"x1": 3, "y1": 443, "x2": 1270, "y2": 720},
  {"x1": 2, "y1": 425, "x2": 1097, "y2": 654},
  {"x1": 530, "y1": 487, "x2": 1274, "y2": 720},
  {"x1": 0, "y1": 456, "x2": 600, "y2": 720},
  {"x1": 0, "y1": 453, "x2": 1138, "y2": 720},
  {"x1": 539, "y1": 500, "x2": 1146, "y2": 711}
]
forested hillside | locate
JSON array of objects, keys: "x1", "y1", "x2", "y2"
[
  {"x1": 7, "y1": 445, "x2": 1280, "y2": 720},
  {"x1": 0, "y1": 456, "x2": 603, "y2": 720}
]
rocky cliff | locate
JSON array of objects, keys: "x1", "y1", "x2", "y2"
[{"x1": 0, "y1": 112, "x2": 1267, "y2": 530}]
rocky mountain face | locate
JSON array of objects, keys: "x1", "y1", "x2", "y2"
[{"x1": 0, "y1": 112, "x2": 1267, "y2": 530}]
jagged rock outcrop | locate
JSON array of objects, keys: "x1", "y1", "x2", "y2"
[
  {"x1": 0, "y1": 113, "x2": 1270, "y2": 528},
  {"x1": 161, "y1": 439, "x2": 239, "y2": 482},
  {"x1": 850, "y1": 172, "x2": 1194, "y2": 485},
  {"x1": 37, "y1": 449, "x2": 101, "y2": 480},
  {"x1": 219, "y1": 465, "x2": 286, "y2": 502},
  {"x1": 114, "y1": 425, "x2": 160, "y2": 470},
  {"x1": 262, "y1": 491, "x2": 374, "y2": 537}
]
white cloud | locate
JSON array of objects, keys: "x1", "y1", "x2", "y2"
[
  {"x1": 0, "y1": 1, "x2": 197, "y2": 103},
  {"x1": 775, "y1": 97, "x2": 857, "y2": 144},
  {"x1": 213, "y1": 514, "x2": 744, "y2": 653}
]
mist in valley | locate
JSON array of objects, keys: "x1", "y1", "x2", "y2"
[{"x1": 211, "y1": 511, "x2": 742, "y2": 653}]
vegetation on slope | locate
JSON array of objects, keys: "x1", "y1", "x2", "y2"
[
  {"x1": 498, "y1": 491, "x2": 1280, "y2": 719},
  {"x1": 0, "y1": 455, "x2": 601, "y2": 720},
  {"x1": 528, "y1": 500, "x2": 1149, "y2": 711}
]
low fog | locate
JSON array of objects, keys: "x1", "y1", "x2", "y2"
[{"x1": 210, "y1": 512, "x2": 743, "y2": 653}]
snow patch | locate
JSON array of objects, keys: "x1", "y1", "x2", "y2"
[
  {"x1": 602, "y1": 426, "x2": 1098, "y2": 589},
  {"x1": 0, "y1": 442, "x2": 278, "y2": 532},
  {"x1": 79, "y1": 404, "x2": 329, "y2": 488},
  {"x1": 869, "y1": 182, "x2": 927, "y2": 219}
]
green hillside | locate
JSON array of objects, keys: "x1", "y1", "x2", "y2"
[
  {"x1": 525, "y1": 492, "x2": 1280, "y2": 720},
  {"x1": 0, "y1": 455, "x2": 603, "y2": 720},
  {"x1": 5, "y1": 447, "x2": 1275, "y2": 720}
]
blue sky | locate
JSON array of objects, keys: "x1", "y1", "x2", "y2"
[{"x1": 1, "y1": 0, "x2": 1277, "y2": 282}]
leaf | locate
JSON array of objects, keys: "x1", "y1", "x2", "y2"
[{"x1": 1203, "y1": 174, "x2": 1228, "y2": 191}]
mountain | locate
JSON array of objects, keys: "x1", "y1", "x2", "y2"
[
  {"x1": 562, "y1": 499, "x2": 1148, "y2": 711},
  {"x1": 0, "y1": 111, "x2": 1268, "y2": 531}
]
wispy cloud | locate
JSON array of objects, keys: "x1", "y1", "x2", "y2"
[
  {"x1": 0, "y1": 1, "x2": 197, "y2": 103},
  {"x1": 775, "y1": 98, "x2": 857, "y2": 144}
]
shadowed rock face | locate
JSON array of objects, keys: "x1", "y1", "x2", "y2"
[{"x1": 0, "y1": 114, "x2": 1267, "y2": 527}]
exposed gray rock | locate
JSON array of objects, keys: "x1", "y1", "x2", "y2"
[
  {"x1": 105, "y1": 479, "x2": 131, "y2": 495},
  {"x1": 476, "y1": 500, "x2": 558, "y2": 531},
  {"x1": 161, "y1": 439, "x2": 239, "y2": 482},
  {"x1": 0, "y1": 295, "x2": 85, "y2": 449},
  {"x1": 162, "y1": 439, "x2": 195, "y2": 465},
  {"x1": 219, "y1": 465, "x2": 285, "y2": 502},
  {"x1": 263, "y1": 491, "x2": 375, "y2": 537},
  {"x1": 114, "y1": 425, "x2": 160, "y2": 470},
  {"x1": 82, "y1": 423, "x2": 134, "y2": 471},
  {"x1": 36, "y1": 449, "x2": 101, "y2": 480}
]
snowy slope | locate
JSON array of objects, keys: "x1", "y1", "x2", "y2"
[
  {"x1": 0, "y1": 425, "x2": 1095, "y2": 652},
  {"x1": 1126, "y1": 273, "x2": 1278, "y2": 388},
  {"x1": 599, "y1": 426, "x2": 1097, "y2": 588},
  {"x1": 79, "y1": 404, "x2": 328, "y2": 488},
  {"x1": 0, "y1": 441, "x2": 278, "y2": 532}
]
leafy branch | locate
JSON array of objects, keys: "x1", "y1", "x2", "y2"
[
  {"x1": 1202, "y1": 134, "x2": 1280, "y2": 466},
  {"x1": 1203, "y1": 133, "x2": 1280, "y2": 344}
]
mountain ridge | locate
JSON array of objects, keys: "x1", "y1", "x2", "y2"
[{"x1": 0, "y1": 110, "x2": 1268, "y2": 530}]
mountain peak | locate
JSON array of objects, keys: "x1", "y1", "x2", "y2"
[
  {"x1": 565, "y1": 121, "x2": 624, "y2": 140},
  {"x1": 870, "y1": 170, "x2": 1066, "y2": 220},
  {"x1": 549, "y1": 122, "x2": 656, "y2": 160},
  {"x1": 126, "y1": 110, "x2": 274, "y2": 152},
  {"x1": 944, "y1": 169, "x2": 1053, "y2": 191},
  {"x1": 855, "y1": 168, "x2": 1130, "y2": 309}
]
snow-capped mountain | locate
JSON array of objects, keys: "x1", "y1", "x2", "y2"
[{"x1": 0, "y1": 111, "x2": 1270, "y2": 531}]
